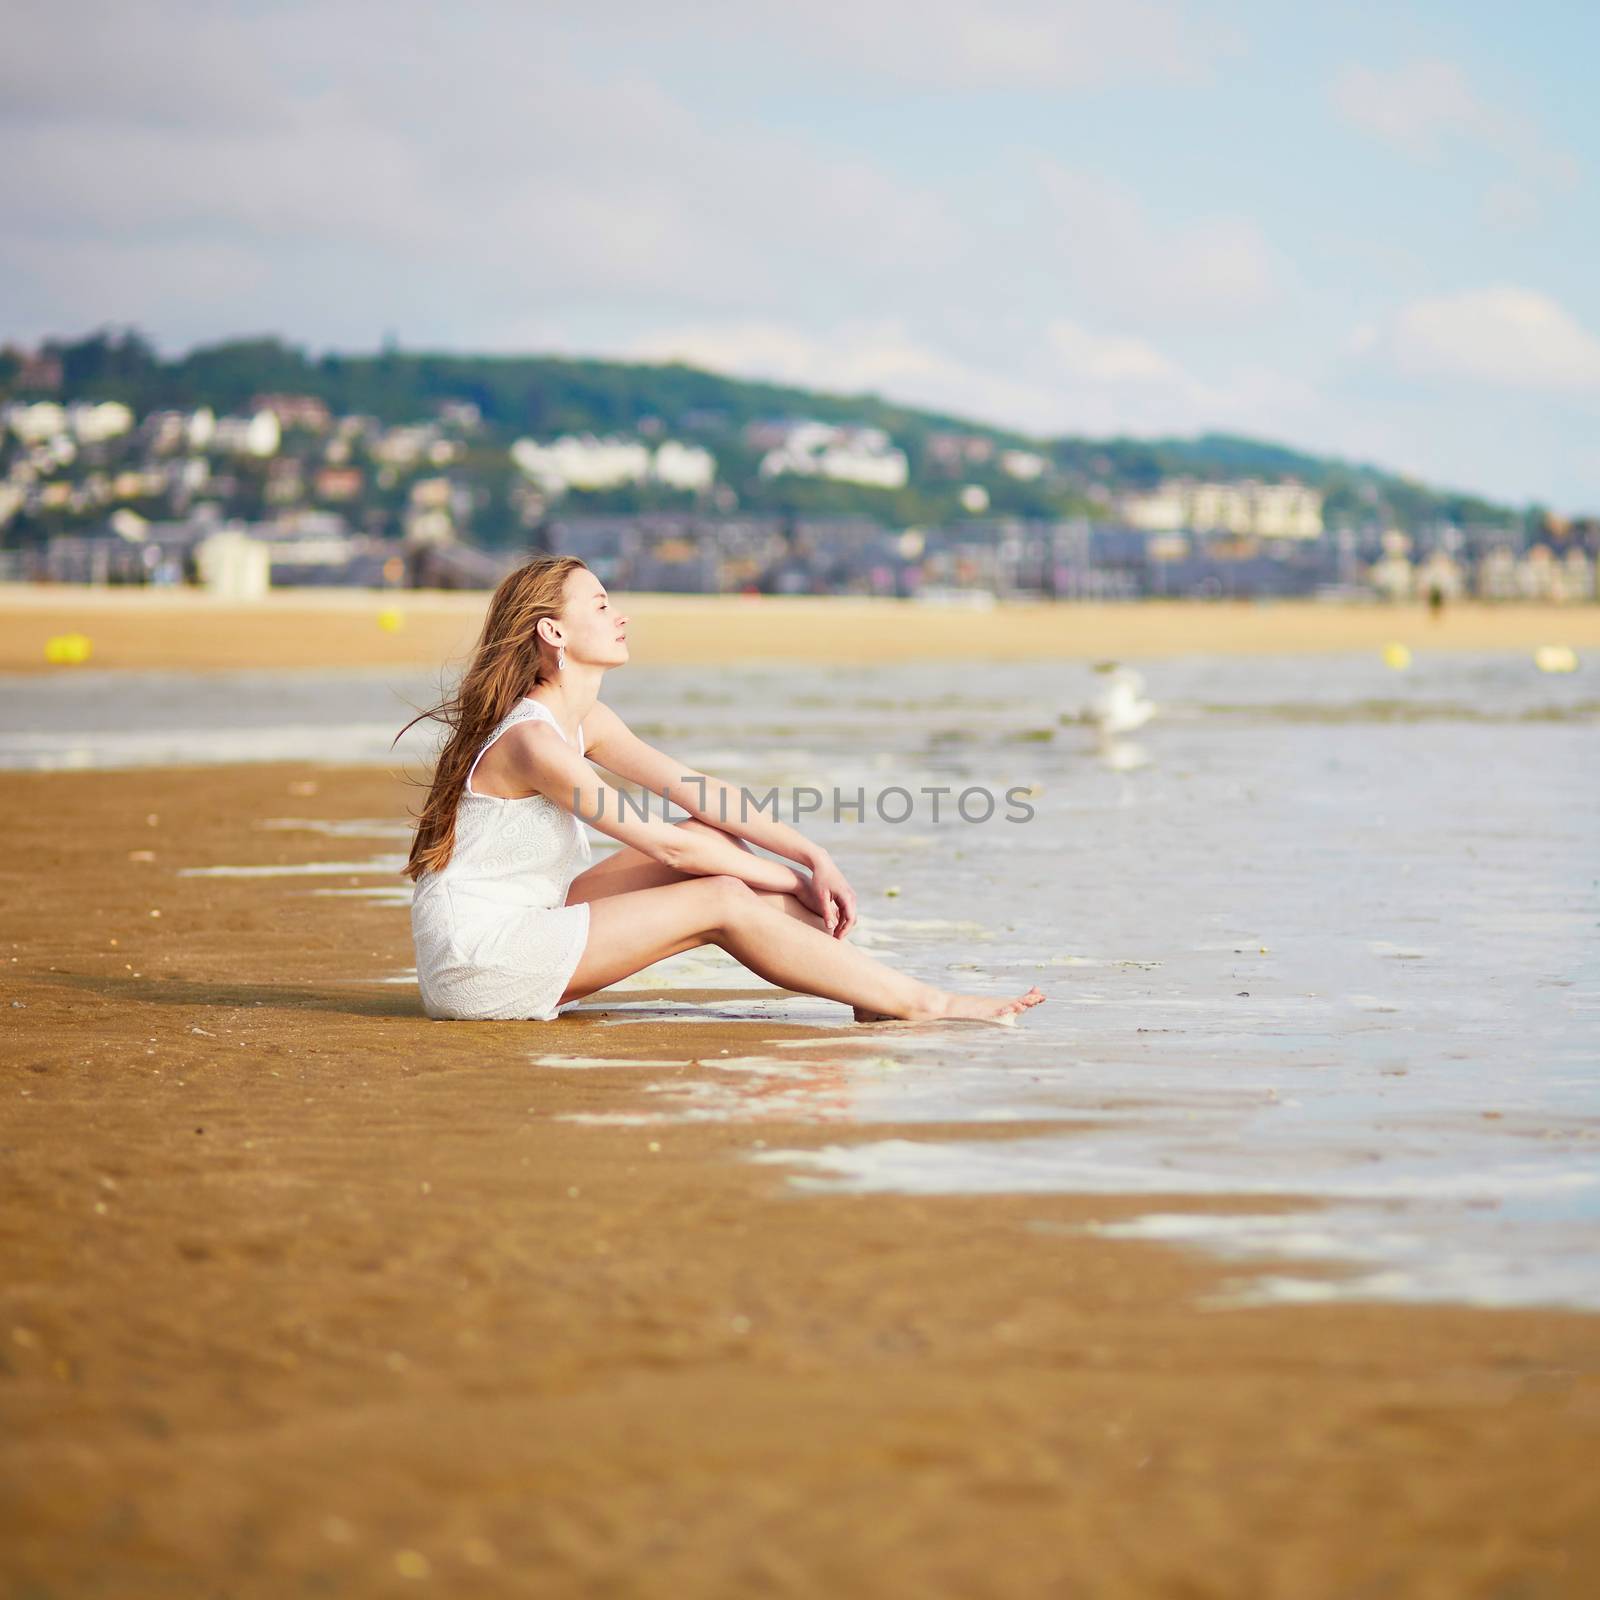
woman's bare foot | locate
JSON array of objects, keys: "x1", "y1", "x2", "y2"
[
  {"x1": 933, "y1": 985, "x2": 1045, "y2": 1024},
  {"x1": 854, "y1": 986, "x2": 1046, "y2": 1025}
]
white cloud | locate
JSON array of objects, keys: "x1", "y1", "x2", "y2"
[
  {"x1": 551, "y1": 0, "x2": 1246, "y2": 92},
  {"x1": 0, "y1": 0, "x2": 1244, "y2": 134},
  {"x1": 1043, "y1": 320, "x2": 1187, "y2": 385},
  {"x1": 0, "y1": 0, "x2": 291, "y2": 132},
  {"x1": 1329, "y1": 59, "x2": 1504, "y2": 162},
  {"x1": 1478, "y1": 181, "x2": 1545, "y2": 230},
  {"x1": 1345, "y1": 322, "x2": 1379, "y2": 356},
  {"x1": 0, "y1": 41, "x2": 960, "y2": 343},
  {"x1": 0, "y1": 235, "x2": 276, "y2": 340},
  {"x1": 793, "y1": 0, "x2": 1247, "y2": 91},
  {"x1": 623, "y1": 318, "x2": 1072, "y2": 429},
  {"x1": 1384, "y1": 286, "x2": 1600, "y2": 391},
  {"x1": 620, "y1": 313, "x2": 1323, "y2": 443},
  {"x1": 1034, "y1": 160, "x2": 1285, "y2": 323},
  {"x1": 0, "y1": 0, "x2": 1267, "y2": 353},
  {"x1": 0, "y1": 4, "x2": 1277, "y2": 363},
  {"x1": 1329, "y1": 58, "x2": 1580, "y2": 224}
]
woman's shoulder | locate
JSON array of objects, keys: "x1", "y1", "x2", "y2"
[
  {"x1": 494, "y1": 702, "x2": 569, "y2": 747},
  {"x1": 477, "y1": 699, "x2": 563, "y2": 752}
]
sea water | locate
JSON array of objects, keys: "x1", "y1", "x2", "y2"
[{"x1": 5, "y1": 649, "x2": 1595, "y2": 1310}]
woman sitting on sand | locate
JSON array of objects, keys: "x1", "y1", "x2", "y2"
[{"x1": 402, "y1": 556, "x2": 1045, "y2": 1026}]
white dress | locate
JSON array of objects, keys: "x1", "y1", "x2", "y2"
[{"x1": 410, "y1": 698, "x2": 595, "y2": 1021}]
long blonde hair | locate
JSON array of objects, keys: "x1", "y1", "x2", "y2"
[{"x1": 400, "y1": 555, "x2": 590, "y2": 881}]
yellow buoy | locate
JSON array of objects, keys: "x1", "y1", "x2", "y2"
[
  {"x1": 1533, "y1": 645, "x2": 1578, "y2": 674},
  {"x1": 377, "y1": 607, "x2": 405, "y2": 633},
  {"x1": 45, "y1": 633, "x2": 93, "y2": 665},
  {"x1": 1382, "y1": 642, "x2": 1411, "y2": 670}
]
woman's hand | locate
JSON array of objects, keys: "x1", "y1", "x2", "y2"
[{"x1": 803, "y1": 854, "x2": 858, "y2": 939}]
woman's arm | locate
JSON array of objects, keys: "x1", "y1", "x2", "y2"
[
  {"x1": 498, "y1": 721, "x2": 808, "y2": 895},
  {"x1": 582, "y1": 701, "x2": 832, "y2": 870}
]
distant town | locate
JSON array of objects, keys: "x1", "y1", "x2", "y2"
[{"x1": 2, "y1": 332, "x2": 1595, "y2": 604}]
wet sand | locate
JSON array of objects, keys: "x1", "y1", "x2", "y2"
[
  {"x1": 2, "y1": 760, "x2": 1598, "y2": 1597},
  {"x1": 2, "y1": 582, "x2": 1597, "y2": 672}
]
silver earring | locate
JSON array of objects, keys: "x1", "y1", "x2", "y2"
[{"x1": 556, "y1": 645, "x2": 566, "y2": 671}]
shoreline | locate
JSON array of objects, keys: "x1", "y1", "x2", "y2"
[
  {"x1": 2, "y1": 584, "x2": 1598, "y2": 672},
  {"x1": 2, "y1": 759, "x2": 1597, "y2": 1594}
]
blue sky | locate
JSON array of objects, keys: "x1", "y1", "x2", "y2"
[{"x1": 3, "y1": 1, "x2": 1596, "y2": 510}]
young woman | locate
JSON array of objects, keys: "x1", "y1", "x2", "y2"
[{"x1": 402, "y1": 556, "x2": 1045, "y2": 1026}]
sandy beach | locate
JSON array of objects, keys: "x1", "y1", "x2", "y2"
[
  {"x1": 2, "y1": 758, "x2": 1598, "y2": 1597},
  {"x1": 2, "y1": 582, "x2": 1598, "y2": 673}
]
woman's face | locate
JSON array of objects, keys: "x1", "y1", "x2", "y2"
[{"x1": 557, "y1": 569, "x2": 629, "y2": 669}]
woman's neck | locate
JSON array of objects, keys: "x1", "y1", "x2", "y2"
[{"x1": 527, "y1": 671, "x2": 600, "y2": 736}]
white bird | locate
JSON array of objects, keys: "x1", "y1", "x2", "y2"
[{"x1": 1086, "y1": 663, "x2": 1156, "y2": 735}]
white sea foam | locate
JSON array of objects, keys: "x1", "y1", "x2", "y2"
[
  {"x1": 260, "y1": 817, "x2": 413, "y2": 840},
  {"x1": 313, "y1": 886, "x2": 412, "y2": 905},
  {"x1": 0, "y1": 722, "x2": 434, "y2": 771},
  {"x1": 531, "y1": 1055, "x2": 700, "y2": 1070},
  {"x1": 764, "y1": 1034, "x2": 952, "y2": 1051},
  {"x1": 752, "y1": 1136, "x2": 1600, "y2": 1202},
  {"x1": 749, "y1": 1137, "x2": 1600, "y2": 1309},
  {"x1": 179, "y1": 856, "x2": 404, "y2": 877}
]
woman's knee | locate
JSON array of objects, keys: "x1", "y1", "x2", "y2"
[{"x1": 701, "y1": 873, "x2": 757, "y2": 931}]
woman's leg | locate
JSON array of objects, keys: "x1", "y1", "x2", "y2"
[
  {"x1": 561, "y1": 874, "x2": 1042, "y2": 1023},
  {"x1": 567, "y1": 818, "x2": 830, "y2": 929},
  {"x1": 558, "y1": 875, "x2": 752, "y2": 1002},
  {"x1": 706, "y1": 882, "x2": 1042, "y2": 1022}
]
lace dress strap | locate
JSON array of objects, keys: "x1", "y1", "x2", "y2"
[{"x1": 465, "y1": 700, "x2": 571, "y2": 800}]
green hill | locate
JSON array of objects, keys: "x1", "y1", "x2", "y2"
[{"x1": 1, "y1": 328, "x2": 1536, "y2": 537}]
